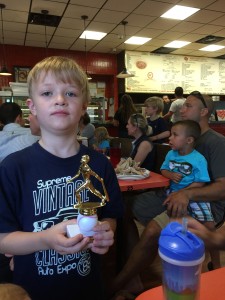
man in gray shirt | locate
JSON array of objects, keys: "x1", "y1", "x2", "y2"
[
  {"x1": 0, "y1": 102, "x2": 39, "y2": 162},
  {"x1": 0, "y1": 102, "x2": 40, "y2": 283}
]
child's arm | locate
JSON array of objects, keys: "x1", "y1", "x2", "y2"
[
  {"x1": 161, "y1": 169, "x2": 183, "y2": 183},
  {"x1": 0, "y1": 219, "x2": 90, "y2": 256},
  {"x1": 161, "y1": 169, "x2": 207, "y2": 188},
  {"x1": 150, "y1": 130, "x2": 170, "y2": 142}
]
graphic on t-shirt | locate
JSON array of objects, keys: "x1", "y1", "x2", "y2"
[
  {"x1": 31, "y1": 176, "x2": 93, "y2": 278},
  {"x1": 33, "y1": 207, "x2": 77, "y2": 232},
  {"x1": 169, "y1": 160, "x2": 193, "y2": 175}
]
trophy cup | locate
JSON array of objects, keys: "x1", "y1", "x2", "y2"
[{"x1": 66, "y1": 155, "x2": 109, "y2": 237}]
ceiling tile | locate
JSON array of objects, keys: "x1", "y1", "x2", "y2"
[{"x1": 1, "y1": 0, "x2": 225, "y2": 57}]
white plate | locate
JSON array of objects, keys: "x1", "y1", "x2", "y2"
[{"x1": 116, "y1": 169, "x2": 150, "y2": 180}]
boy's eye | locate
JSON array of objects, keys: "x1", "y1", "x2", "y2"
[
  {"x1": 42, "y1": 91, "x2": 52, "y2": 96},
  {"x1": 66, "y1": 91, "x2": 76, "y2": 97}
]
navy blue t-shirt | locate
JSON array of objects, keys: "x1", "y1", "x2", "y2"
[
  {"x1": 0, "y1": 143, "x2": 123, "y2": 300},
  {"x1": 147, "y1": 117, "x2": 169, "y2": 144}
]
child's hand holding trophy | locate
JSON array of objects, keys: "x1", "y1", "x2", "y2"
[{"x1": 66, "y1": 155, "x2": 109, "y2": 237}]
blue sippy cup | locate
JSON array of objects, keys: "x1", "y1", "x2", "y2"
[{"x1": 158, "y1": 221, "x2": 205, "y2": 300}]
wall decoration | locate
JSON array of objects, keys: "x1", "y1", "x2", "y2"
[
  {"x1": 125, "y1": 51, "x2": 225, "y2": 95},
  {"x1": 13, "y1": 66, "x2": 31, "y2": 83}
]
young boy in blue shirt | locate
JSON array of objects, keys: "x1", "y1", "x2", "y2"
[{"x1": 161, "y1": 120, "x2": 220, "y2": 269}]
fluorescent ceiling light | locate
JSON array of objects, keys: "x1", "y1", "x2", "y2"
[
  {"x1": 80, "y1": 30, "x2": 107, "y2": 40},
  {"x1": 164, "y1": 40, "x2": 191, "y2": 48},
  {"x1": 161, "y1": 5, "x2": 200, "y2": 20},
  {"x1": 200, "y1": 45, "x2": 225, "y2": 51},
  {"x1": 125, "y1": 36, "x2": 151, "y2": 45}
]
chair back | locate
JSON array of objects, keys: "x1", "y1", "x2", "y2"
[
  {"x1": 153, "y1": 143, "x2": 170, "y2": 174},
  {"x1": 110, "y1": 137, "x2": 133, "y2": 158}
]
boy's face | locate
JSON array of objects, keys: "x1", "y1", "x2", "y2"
[
  {"x1": 27, "y1": 72, "x2": 86, "y2": 135},
  {"x1": 145, "y1": 104, "x2": 157, "y2": 116},
  {"x1": 169, "y1": 124, "x2": 192, "y2": 151}
]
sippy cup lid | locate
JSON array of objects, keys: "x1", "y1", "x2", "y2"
[{"x1": 158, "y1": 221, "x2": 205, "y2": 264}]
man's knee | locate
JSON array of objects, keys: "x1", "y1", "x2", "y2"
[{"x1": 140, "y1": 220, "x2": 162, "y2": 246}]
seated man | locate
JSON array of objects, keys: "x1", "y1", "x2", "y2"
[
  {"x1": 0, "y1": 102, "x2": 40, "y2": 163},
  {"x1": 111, "y1": 92, "x2": 225, "y2": 299},
  {"x1": 0, "y1": 102, "x2": 40, "y2": 283}
]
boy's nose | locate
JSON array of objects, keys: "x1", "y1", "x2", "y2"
[{"x1": 55, "y1": 93, "x2": 66, "y2": 105}]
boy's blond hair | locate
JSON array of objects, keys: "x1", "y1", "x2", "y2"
[
  {"x1": 0, "y1": 283, "x2": 31, "y2": 300},
  {"x1": 27, "y1": 56, "x2": 90, "y2": 106},
  {"x1": 94, "y1": 126, "x2": 110, "y2": 144},
  {"x1": 144, "y1": 96, "x2": 164, "y2": 114}
]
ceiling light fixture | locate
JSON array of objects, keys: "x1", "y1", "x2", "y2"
[
  {"x1": 117, "y1": 21, "x2": 134, "y2": 79},
  {"x1": 200, "y1": 45, "x2": 225, "y2": 52},
  {"x1": 0, "y1": 4, "x2": 11, "y2": 76},
  {"x1": 125, "y1": 36, "x2": 151, "y2": 45},
  {"x1": 164, "y1": 40, "x2": 191, "y2": 48},
  {"x1": 161, "y1": 5, "x2": 199, "y2": 21},
  {"x1": 80, "y1": 30, "x2": 107, "y2": 41},
  {"x1": 81, "y1": 15, "x2": 92, "y2": 81}
]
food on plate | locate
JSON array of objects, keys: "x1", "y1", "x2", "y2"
[{"x1": 115, "y1": 157, "x2": 146, "y2": 175}]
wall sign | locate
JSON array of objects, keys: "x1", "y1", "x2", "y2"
[
  {"x1": 125, "y1": 51, "x2": 225, "y2": 95},
  {"x1": 13, "y1": 66, "x2": 31, "y2": 83}
]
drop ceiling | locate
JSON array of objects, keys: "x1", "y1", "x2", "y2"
[{"x1": 2, "y1": 0, "x2": 225, "y2": 58}]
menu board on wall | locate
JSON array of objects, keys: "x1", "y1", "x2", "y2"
[{"x1": 125, "y1": 51, "x2": 225, "y2": 95}]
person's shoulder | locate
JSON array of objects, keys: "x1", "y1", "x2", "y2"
[
  {"x1": 86, "y1": 122, "x2": 95, "y2": 128},
  {"x1": 164, "y1": 149, "x2": 173, "y2": 158},
  {"x1": 84, "y1": 123, "x2": 95, "y2": 132},
  {"x1": 191, "y1": 149, "x2": 207, "y2": 160},
  {"x1": 1, "y1": 143, "x2": 37, "y2": 166},
  {"x1": 203, "y1": 129, "x2": 225, "y2": 144},
  {"x1": 169, "y1": 101, "x2": 177, "y2": 109},
  {"x1": 157, "y1": 116, "x2": 167, "y2": 124}
]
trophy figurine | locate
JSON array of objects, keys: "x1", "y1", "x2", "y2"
[{"x1": 66, "y1": 155, "x2": 109, "y2": 237}]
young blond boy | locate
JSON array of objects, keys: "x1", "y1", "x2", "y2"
[
  {"x1": 144, "y1": 96, "x2": 170, "y2": 143},
  {"x1": 0, "y1": 56, "x2": 123, "y2": 300}
]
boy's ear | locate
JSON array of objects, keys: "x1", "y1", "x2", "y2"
[
  {"x1": 26, "y1": 99, "x2": 37, "y2": 116},
  {"x1": 81, "y1": 104, "x2": 87, "y2": 115},
  {"x1": 187, "y1": 136, "x2": 194, "y2": 144}
]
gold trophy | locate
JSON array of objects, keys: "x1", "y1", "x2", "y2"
[{"x1": 67, "y1": 155, "x2": 109, "y2": 237}]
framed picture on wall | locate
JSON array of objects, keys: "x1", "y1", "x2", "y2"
[{"x1": 13, "y1": 66, "x2": 31, "y2": 83}]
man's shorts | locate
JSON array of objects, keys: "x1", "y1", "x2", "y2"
[
  {"x1": 153, "y1": 210, "x2": 170, "y2": 229},
  {"x1": 188, "y1": 202, "x2": 214, "y2": 222}
]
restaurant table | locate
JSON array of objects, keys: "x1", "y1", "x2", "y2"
[
  {"x1": 136, "y1": 266, "x2": 225, "y2": 300},
  {"x1": 118, "y1": 171, "x2": 169, "y2": 192},
  {"x1": 115, "y1": 172, "x2": 169, "y2": 271}
]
